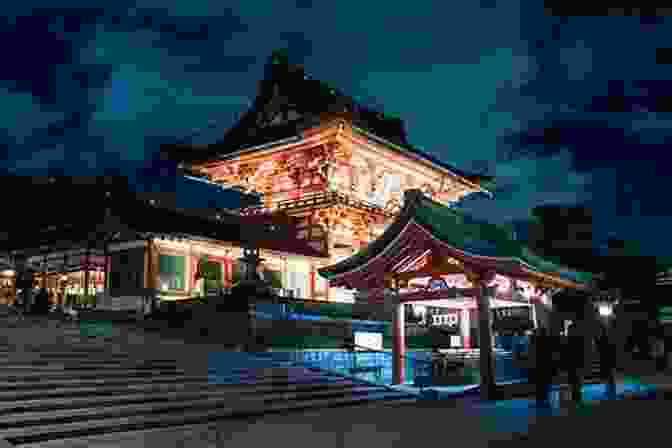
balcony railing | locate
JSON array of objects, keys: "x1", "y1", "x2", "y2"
[{"x1": 239, "y1": 190, "x2": 397, "y2": 218}]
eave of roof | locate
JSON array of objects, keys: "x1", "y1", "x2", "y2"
[
  {"x1": 319, "y1": 189, "x2": 591, "y2": 286},
  {"x1": 350, "y1": 125, "x2": 492, "y2": 196},
  {"x1": 162, "y1": 55, "x2": 493, "y2": 191}
]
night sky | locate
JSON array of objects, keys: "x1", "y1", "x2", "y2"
[{"x1": 1, "y1": 3, "x2": 671, "y2": 256}]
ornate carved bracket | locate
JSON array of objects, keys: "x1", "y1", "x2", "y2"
[
  {"x1": 420, "y1": 183, "x2": 437, "y2": 199},
  {"x1": 383, "y1": 198, "x2": 402, "y2": 215},
  {"x1": 238, "y1": 162, "x2": 261, "y2": 192},
  {"x1": 465, "y1": 269, "x2": 497, "y2": 287}
]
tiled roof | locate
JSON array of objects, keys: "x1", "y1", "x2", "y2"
[
  {"x1": 162, "y1": 54, "x2": 492, "y2": 186},
  {"x1": 0, "y1": 175, "x2": 324, "y2": 260},
  {"x1": 319, "y1": 189, "x2": 593, "y2": 286}
]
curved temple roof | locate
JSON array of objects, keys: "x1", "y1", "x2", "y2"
[
  {"x1": 319, "y1": 190, "x2": 593, "y2": 290},
  {"x1": 161, "y1": 53, "x2": 493, "y2": 192}
]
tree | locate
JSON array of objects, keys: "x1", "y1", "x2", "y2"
[
  {"x1": 527, "y1": 204, "x2": 595, "y2": 271},
  {"x1": 196, "y1": 256, "x2": 223, "y2": 296}
]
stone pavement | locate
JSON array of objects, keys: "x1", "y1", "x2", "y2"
[
  {"x1": 2, "y1": 313, "x2": 670, "y2": 448},
  {"x1": 34, "y1": 380, "x2": 668, "y2": 448}
]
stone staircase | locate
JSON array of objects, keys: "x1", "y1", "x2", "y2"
[{"x1": 0, "y1": 320, "x2": 416, "y2": 446}]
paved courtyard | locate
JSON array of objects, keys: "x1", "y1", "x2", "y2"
[{"x1": 0, "y1": 311, "x2": 669, "y2": 447}]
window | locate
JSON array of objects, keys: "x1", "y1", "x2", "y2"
[
  {"x1": 387, "y1": 174, "x2": 401, "y2": 196},
  {"x1": 159, "y1": 255, "x2": 185, "y2": 291},
  {"x1": 287, "y1": 270, "x2": 307, "y2": 298}
]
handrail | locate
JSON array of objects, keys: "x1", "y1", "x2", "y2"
[
  {"x1": 238, "y1": 190, "x2": 396, "y2": 217},
  {"x1": 343, "y1": 342, "x2": 433, "y2": 367}
]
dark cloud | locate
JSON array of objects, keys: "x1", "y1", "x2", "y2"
[{"x1": 1, "y1": 3, "x2": 671, "y2": 255}]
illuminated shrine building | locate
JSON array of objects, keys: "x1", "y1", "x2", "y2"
[{"x1": 164, "y1": 52, "x2": 494, "y2": 302}]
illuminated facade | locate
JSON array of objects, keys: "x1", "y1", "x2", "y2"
[{"x1": 163, "y1": 52, "x2": 493, "y2": 302}]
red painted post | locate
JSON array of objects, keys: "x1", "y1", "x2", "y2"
[
  {"x1": 191, "y1": 256, "x2": 198, "y2": 291},
  {"x1": 309, "y1": 267, "x2": 316, "y2": 300},
  {"x1": 461, "y1": 308, "x2": 471, "y2": 349},
  {"x1": 224, "y1": 257, "x2": 231, "y2": 287},
  {"x1": 392, "y1": 301, "x2": 406, "y2": 384}
]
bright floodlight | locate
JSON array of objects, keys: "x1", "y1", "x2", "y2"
[{"x1": 598, "y1": 304, "x2": 613, "y2": 317}]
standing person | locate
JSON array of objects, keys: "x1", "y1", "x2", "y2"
[
  {"x1": 653, "y1": 328, "x2": 666, "y2": 372},
  {"x1": 531, "y1": 327, "x2": 554, "y2": 408},
  {"x1": 12, "y1": 293, "x2": 24, "y2": 321},
  {"x1": 565, "y1": 321, "x2": 585, "y2": 405},
  {"x1": 597, "y1": 326, "x2": 617, "y2": 399}
]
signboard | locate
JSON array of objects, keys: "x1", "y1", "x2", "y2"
[
  {"x1": 431, "y1": 313, "x2": 459, "y2": 327},
  {"x1": 426, "y1": 306, "x2": 460, "y2": 327},
  {"x1": 493, "y1": 306, "x2": 531, "y2": 320},
  {"x1": 354, "y1": 332, "x2": 383, "y2": 351}
]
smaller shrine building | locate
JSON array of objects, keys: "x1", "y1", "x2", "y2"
[{"x1": 319, "y1": 190, "x2": 593, "y2": 397}]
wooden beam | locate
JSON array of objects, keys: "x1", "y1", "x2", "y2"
[{"x1": 395, "y1": 264, "x2": 465, "y2": 282}]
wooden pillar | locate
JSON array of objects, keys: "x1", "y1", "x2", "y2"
[
  {"x1": 10, "y1": 270, "x2": 17, "y2": 304},
  {"x1": 281, "y1": 256, "x2": 288, "y2": 295},
  {"x1": 309, "y1": 263, "x2": 316, "y2": 300},
  {"x1": 146, "y1": 239, "x2": 154, "y2": 291},
  {"x1": 461, "y1": 308, "x2": 471, "y2": 349},
  {"x1": 325, "y1": 228, "x2": 334, "y2": 302},
  {"x1": 41, "y1": 256, "x2": 47, "y2": 289},
  {"x1": 530, "y1": 298, "x2": 538, "y2": 329},
  {"x1": 391, "y1": 279, "x2": 405, "y2": 385},
  {"x1": 191, "y1": 254, "x2": 199, "y2": 293},
  {"x1": 83, "y1": 249, "x2": 90, "y2": 297},
  {"x1": 469, "y1": 270, "x2": 497, "y2": 401},
  {"x1": 143, "y1": 241, "x2": 150, "y2": 289},
  {"x1": 224, "y1": 253, "x2": 232, "y2": 288},
  {"x1": 103, "y1": 244, "x2": 110, "y2": 294}
]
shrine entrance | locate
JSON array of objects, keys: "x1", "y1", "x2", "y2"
[{"x1": 319, "y1": 190, "x2": 593, "y2": 400}]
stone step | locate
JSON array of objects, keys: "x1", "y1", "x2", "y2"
[
  {"x1": 0, "y1": 375, "x2": 217, "y2": 390},
  {"x1": 0, "y1": 363, "x2": 181, "y2": 372},
  {"x1": 2, "y1": 390, "x2": 415, "y2": 445},
  {"x1": 0, "y1": 380, "x2": 366, "y2": 414},
  {"x1": 0, "y1": 350, "x2": 132, "y2": 358},
  {"x1": 0, "y1": 355, "x2": 177, "y2": 362},
  {"x1": 0, "y1": 385, "x2": 393, "y2": 426},
  {"x1": 0, "y1": 366, "x2": 184, "y2": 380},
  {"x1": 0, "y1": 369, "x2": 188, "y2": 382},
  {"x1": 0, "y1": 375, "x2": 356, "y2": 401},
  {"x1": 0, "y1": 320, "x2": 417, "y2": 446},
  {"x1": 0, "y1": 367, "x2": 341, "y2": 387}
]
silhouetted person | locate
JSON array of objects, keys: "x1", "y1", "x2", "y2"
[
  {"x1": 597, "y1": 326, "x2": 617, "y2": 399},
  {"x1": 32, "y1": 288, "x2": 50, "y2": 315},
  {"x1": 531, "y1": 327, "x2": 554, "y2": 408},
  {"x1": 431, "y1": 347, "x2": 444, "y2": 379},
  {"x1": 653, "y1": 329, "x2": 666, "y2": 372},
  {"x1": 565, "y1": 322, "x2": 584, "y2": 405}
]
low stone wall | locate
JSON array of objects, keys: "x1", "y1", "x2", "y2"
[
  {"x1": 254, "y1": 317, "x2": 352, "y2": 343},
  {"x1": 97, "y1": 295, "x2": 144, "y2": 311}
]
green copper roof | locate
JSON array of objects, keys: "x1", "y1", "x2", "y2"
[
  {"x1": 414, "y1": 196, "x2": 592, "y2": 283},
  {"x1": 320, "y1": 190, "x2": 593, "y2": 285}
]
